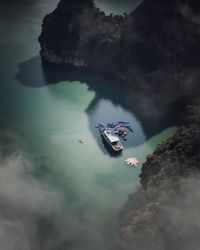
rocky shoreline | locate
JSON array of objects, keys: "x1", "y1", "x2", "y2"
[
  {"x1": 39, "y1": 0, "x2": 200, "y2": 249},
  {"x1": 114, "y1": 101, "x2": 200, "y2": 250}
]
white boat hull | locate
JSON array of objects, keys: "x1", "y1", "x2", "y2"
[{"x1": 100, "y1": 127, "x2": 123, "y2": 152}]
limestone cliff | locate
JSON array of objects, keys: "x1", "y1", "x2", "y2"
[{"x1": 39, "y1": 0, "x2": 200, "y2": 115}]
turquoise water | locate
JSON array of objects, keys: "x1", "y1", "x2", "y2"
[{"x1": 0, "y1": 1, "x2": 176, "y2": 249}]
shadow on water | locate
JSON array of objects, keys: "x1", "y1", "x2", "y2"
[{"x1": 16, "y1": 56, "x2": 181, "y2": 152}]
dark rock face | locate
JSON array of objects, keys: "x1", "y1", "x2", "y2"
[
  {"x1": 39, "y1": 0, "x2": 200, "y2": 118},
  {"x1": 39, "y1": 0, "x2": 122, "y2": 72},
  {"x1": 115, "y1": 102, "x2": 200, "y2": 250},
  {"x1": 39, "y1": 1, "x2": 200, "y2": 249}
]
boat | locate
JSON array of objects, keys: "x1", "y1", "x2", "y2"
[
  {"x1": 114, "y1": 127, "x2": 128, "y2": 140},
  {"x1": 99, "y1": 126, "x2": 123, "y2": 152}
]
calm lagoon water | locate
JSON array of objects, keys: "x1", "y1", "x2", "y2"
[{"x1": 0, "y1": 0, "x2": 176, "y2": 249}]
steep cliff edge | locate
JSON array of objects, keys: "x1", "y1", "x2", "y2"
[
  {"x1": 114, "y1": 101, "x2": 200, "y2": 250},
  {"x1": 39, "y1": 1, "x2": 200, "y2": 249},
  {"x1": 39, "y1": 0, "x2": 122, "y2": 72}
]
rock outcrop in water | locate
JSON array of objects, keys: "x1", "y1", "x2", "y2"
[
  {"x1": 39, "y1": 0, "x2": 200, "y2": 249},
  {"x1": 39, "y1": 0, "x2": 122, "y2": 71},
  {"x1": 39, "y1": 0, "x2": 200, "y2": 117}
]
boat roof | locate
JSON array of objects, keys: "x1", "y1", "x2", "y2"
[{"x1": 104, "y1": 129, "x2": 120, "y2": 143}]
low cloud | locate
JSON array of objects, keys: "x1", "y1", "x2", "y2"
[
  {"x1": 0, "y1": 131, "x2": 65, "y2": 250},
  {"x1": 160, "y1": 176, "x2": 200, "y2": 250},
  {"x1": 0, "y1": 131, "x2": 112, "y2": 250},
  {"x1": 117, "y1": 175, "x2": 200, "y2": 250}
]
